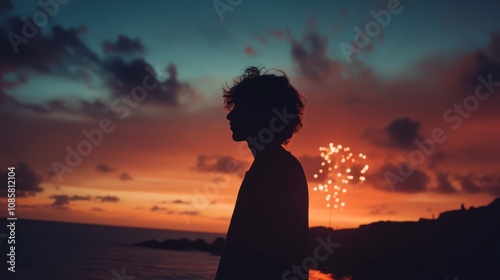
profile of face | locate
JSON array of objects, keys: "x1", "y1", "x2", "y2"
[{"x1": 226, "y1": 104, "x2": 270, "y2": 142}]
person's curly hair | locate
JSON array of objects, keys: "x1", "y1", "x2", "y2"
[{"x1": 223, "y1": 66, "x2": 305, "y2": 144}]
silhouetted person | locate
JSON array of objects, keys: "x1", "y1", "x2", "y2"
[{"x1": 215, "y1": 67, "x2": 309, "y2": 279}]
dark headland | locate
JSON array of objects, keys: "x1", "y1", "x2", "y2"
[{"x1": 134, "y1": 197, "x2": 500, "y2": 280}]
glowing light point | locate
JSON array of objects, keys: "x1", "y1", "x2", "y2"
[{"x1": 312, "y1": 142, "x2": 369, "y2": 212}]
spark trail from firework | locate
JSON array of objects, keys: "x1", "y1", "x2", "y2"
[{"x1": 313, "y1": 143, "x2": 369, "y2": 227}]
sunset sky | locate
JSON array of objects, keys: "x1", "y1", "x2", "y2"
[{"x1": 1, "y1": 0, "x2": 500, "y2": 234}]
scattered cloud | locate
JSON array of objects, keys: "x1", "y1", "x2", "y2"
[
  {"x1": 102, "y1": 35, "x2": 144, "y2": 54},
  {"x1": 196, "y1": 155, "x2": 247, "y2": 176},
  {"x1": 365, "y1": 117, "x2": 423, "y2": 150},
  {"x1": 151, "y1": 205, "x2": 167, "y2": 211},
  {"x1": 369, "y1": 203, "x2": 397, "y2": 215},
  {"x1": 96, "y1": 163, "x2": 117, "y2": 173},
  {"x1": 171, "y1": 199, "x2": 190, "y2": 204},
  {"x1": 179, "y1": 210, "x2": 200, "y2": 216},
  {"x1": 435, "y1": 172, "x2": 457, "y2": 194},
  {"x1": 0, "y1": 162, "x2": 44, "y2": 197},
  {"x1": 244, "y1": 46, "x2": 255, "y2": 55},
  {"x1": 119, "y1": 172, "x2": 133, "y2": 181},
  {"x1": 368, "y1": 163, "x2": 429, "y2": 193},
  {"x1": 49, "y1": 194, "x2": 91, "y2": 206},
  {"x1": 95, "y1": 195, "x2": 120, "y2": 203}
]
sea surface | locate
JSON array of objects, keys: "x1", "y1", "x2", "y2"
[{"x1": 0, "y1": 219, "x2": 336, "y2": 280}]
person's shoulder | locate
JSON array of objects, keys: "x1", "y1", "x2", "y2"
[
  {"x1": 277, "y1": 149, "x2": 305, "y2": 174},
  {"x1": 256, "y1": 147, "x2": 304, "y2": 173},
  {"x1": 284, "y1": 151, "x2": 302, "y2": 167}
]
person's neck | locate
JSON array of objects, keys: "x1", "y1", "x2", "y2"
[{"x1": 247, "y1": 141, "x2": 284, "y2": 159}]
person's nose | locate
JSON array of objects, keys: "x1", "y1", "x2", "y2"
[{"x1": 226, "y1": 110, "x2": 233, "y2": 121}]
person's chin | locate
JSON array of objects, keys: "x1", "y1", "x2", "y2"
[{"x1": 231, "y1": 132, "x2": 247, "y2": 142}]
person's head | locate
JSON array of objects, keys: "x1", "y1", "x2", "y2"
[{"x1": 224, "y1": 66, "x2": 305, "y2": 146}]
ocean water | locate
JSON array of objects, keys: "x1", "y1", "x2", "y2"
[{"x1": 0, "y1": 219, "x2": 335, "y2": 280}]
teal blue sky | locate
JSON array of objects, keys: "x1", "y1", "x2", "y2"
[{"x1": 4, "y1": 0, "x2": 500, "y2": 104}]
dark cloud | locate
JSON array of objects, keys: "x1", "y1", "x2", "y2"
[
  {"x1": 179, "y1": 210, "x2": 200, "y2": 216},
  {"x1": 289, "y1": 29, "x2": 342, "y2": 81},
  {"x1": 0, "y1": 19, "x2": 100, "y2": 111},
  {"x1": 171, "y1": 199, "x2": 190, "y2": 204},
  {"x1": 102, "y1": 35, "x2": 144, "y2": 54},
  {"x1": 369, "y1": 163, "x2": 500, "y2": 196},
  {"x1": 95, "y1": 163, "x2": 117, "y2": 173},
  {"x1": 0, "y1": 0, "x2": 13, "y2": 14},
  {"x1": 79, "y1": 99, "x2": 111, "y2": 117},
  {"x1": 102, "y1": 57, "x2": 192, "y2": 105},
  {"x1": 435, "y1": 172, "x2": 457, "y2": 193},
  {"x1": 150, "y1": 205, "x2": 175, "y2": 214},
  {"x1": 428, "y1": 151, "x2": 447, "y2": 169},
  {"x1": 150, "y1": 205, "x2": 167, "y2": 211},
  {"x1": 457, "y1": 173, "x2": 500, "y2": 196},
  {"x1": 95, "y1": 195, "x2": 120, "y2": 203},
  {"x1": 0, "y1": 13, "x2": 194, "y2": 117},
  {"x1": 49, "y1": 194, "x2": 91, "y2": 206},
  {"x1": 460, "y1": 32, "x2": 500, "y2": 93},
  {"x1": 196, "y1": 155, "x2": 247, "y2": 176},
  {"x1": 119, "y1": 172, "x2": 133, "y2": 181},
  {"x1": 457, "y1": 173, "x2": 482, "y2": 193},
  {"x1": 0, "y1": 162, "x2": 44, "y2": 197},
  {"x1": 364, "y1": 118, "x2": 423, "y2": 150},
  {"x1": 368, "y1": 163, "x2": 429, "y2": 193},
  {"x1": 386, "y1": 118, "x2": 423, "y2": 149},
  {"x1": 1, "y1": 21, "x2": 97, "y2": 75}
]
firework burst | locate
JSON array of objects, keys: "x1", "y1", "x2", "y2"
[{"x1": 313, "y1": 143, "x2": 369, "y2": 210}]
